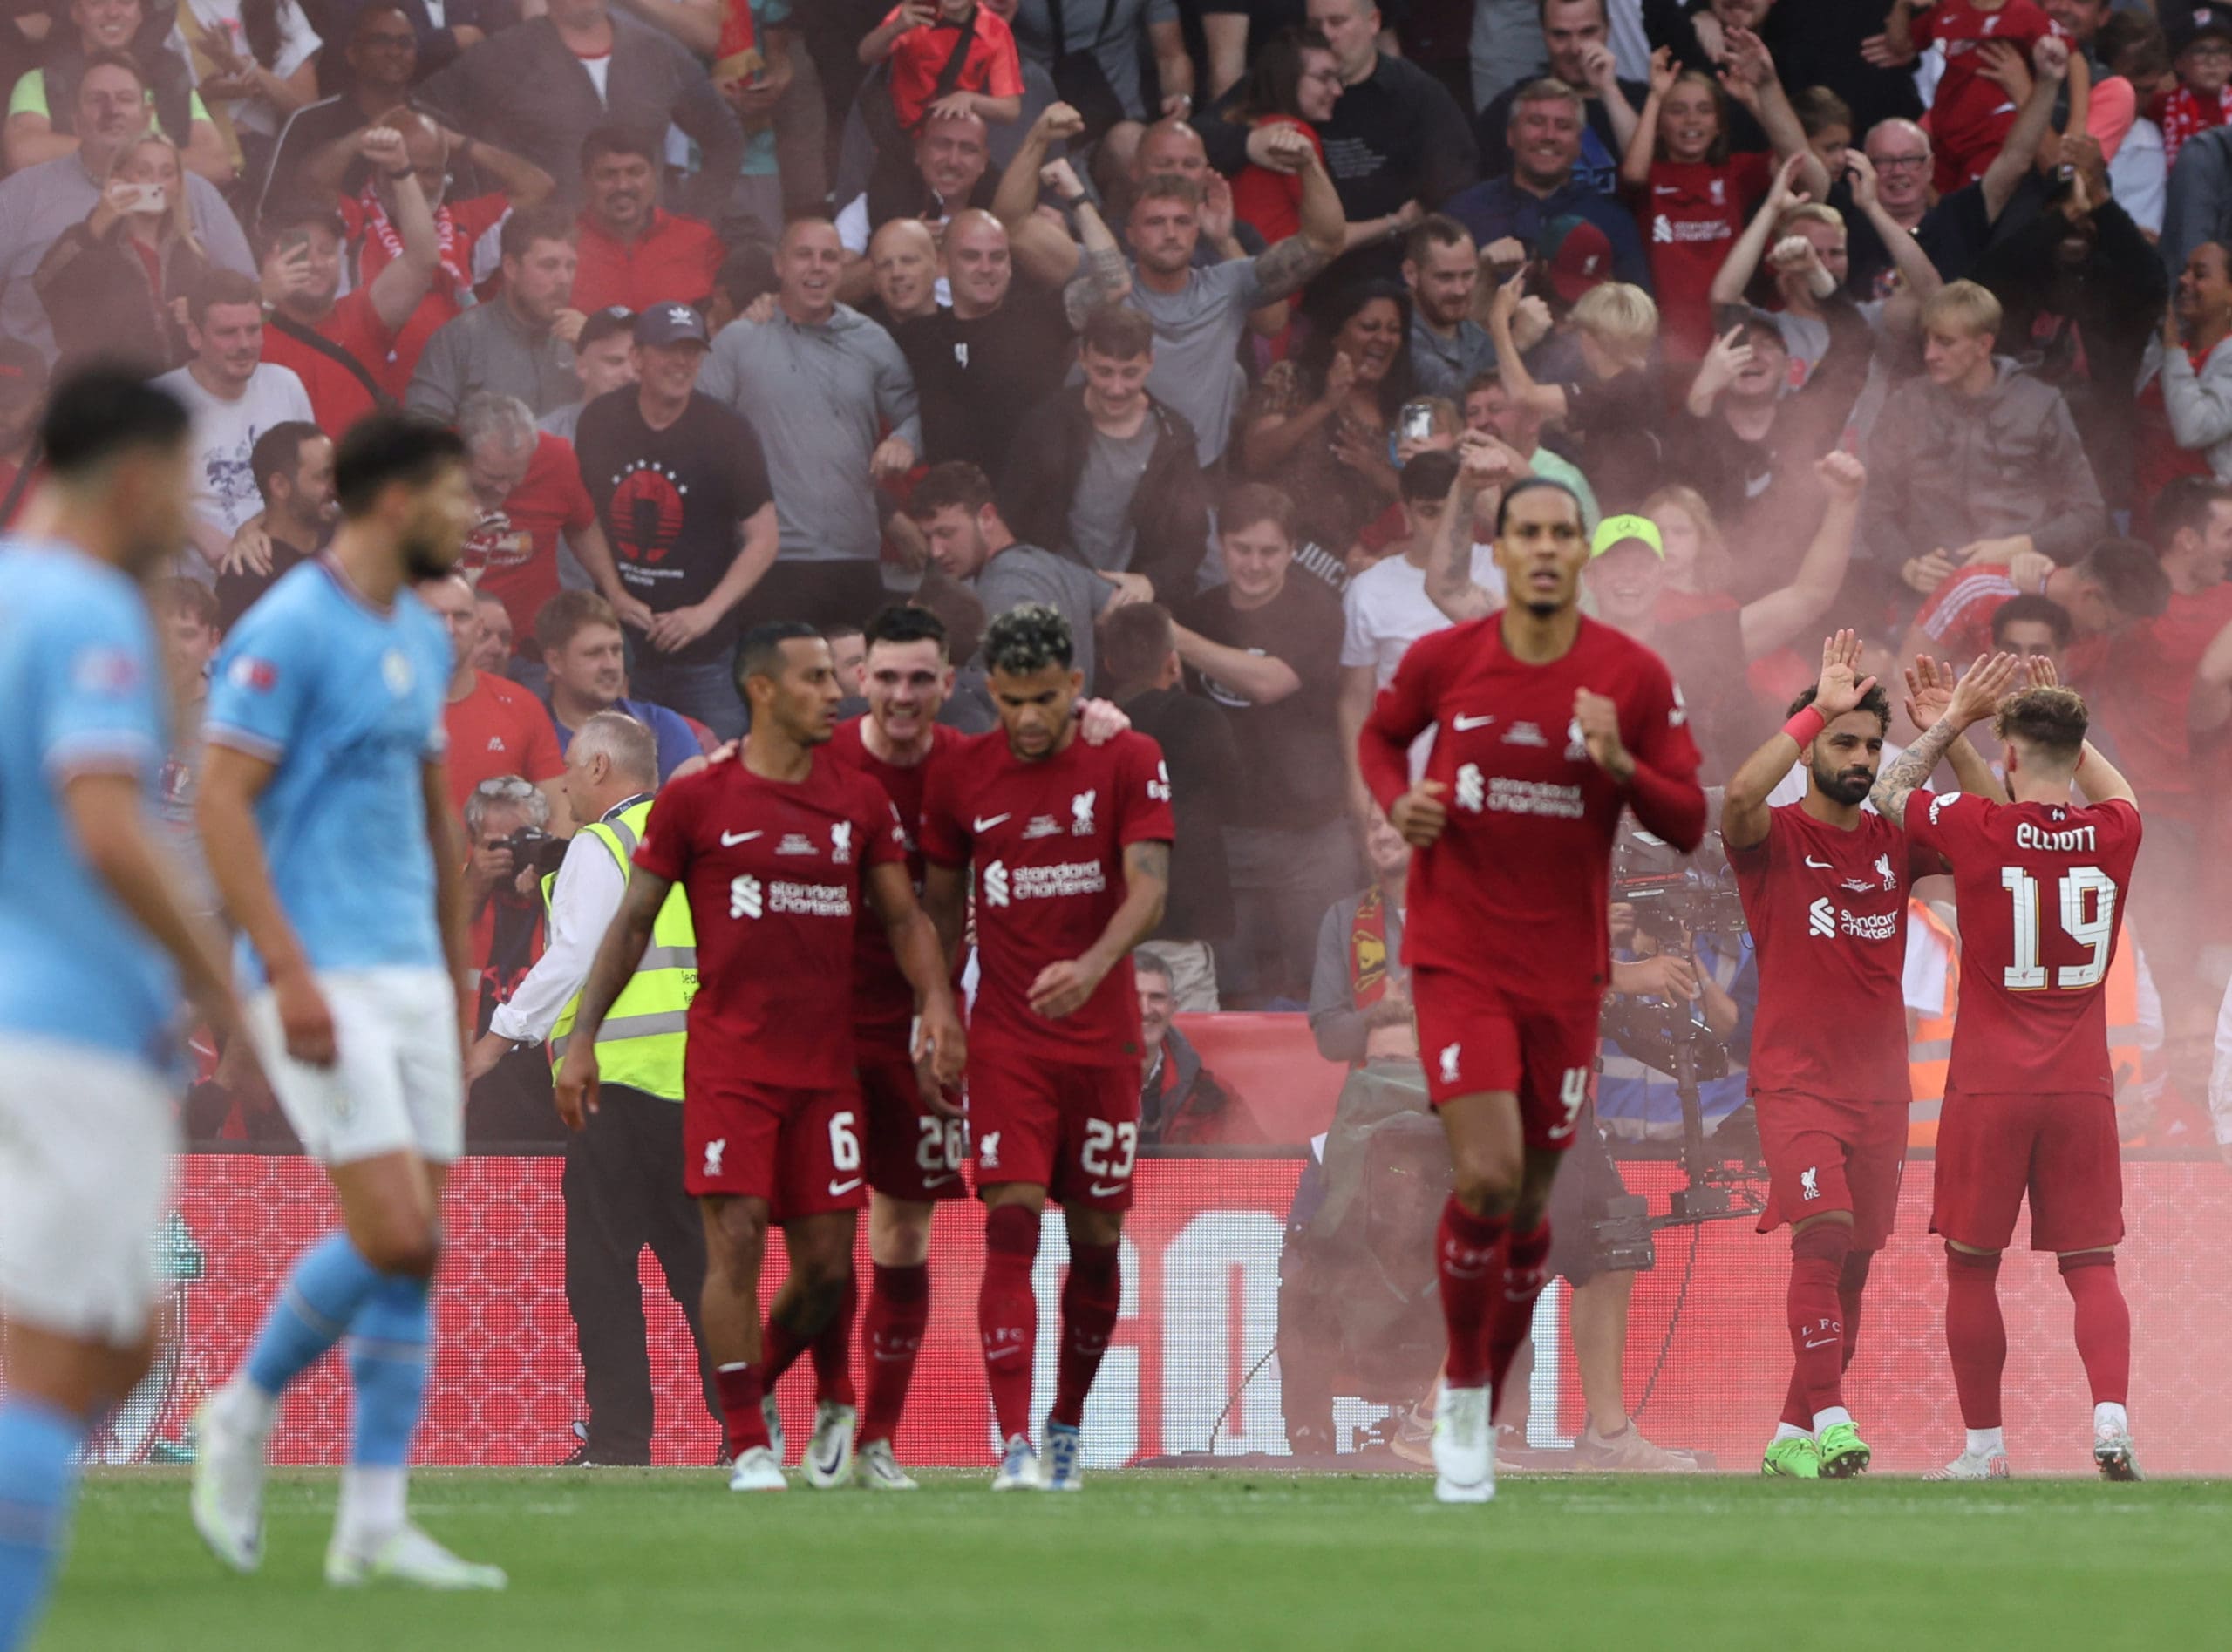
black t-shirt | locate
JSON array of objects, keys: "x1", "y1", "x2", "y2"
[
  {"x1": 897, "y1": 289, "x2": 1075, "y2": 469},
  {"x1": 1119, "y1": 684, "x2": 1241, "y2": 944},
  {"x1": 216, "y1": 530, "x2": 323, "y2": 631},
  {"x1": 575, "y1": 389, "x2": 774, "y2": 665},
  {"x1": 1177, "y1": 575, "x2": 1347, "y2": 829},
  {"x1": 1558, "y1": 368, "x2": 1666, "y2": 513}
]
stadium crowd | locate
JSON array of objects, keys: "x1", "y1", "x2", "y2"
[{"x1": 4, "y1": 0, "x2": 2232, "y2": 1470}]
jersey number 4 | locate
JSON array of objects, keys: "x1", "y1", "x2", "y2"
[{"x1": 1998, "y1": 866, "x2": 2117, "y2": 991}]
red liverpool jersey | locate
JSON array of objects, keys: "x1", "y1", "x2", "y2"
[
  {"x1": 1358, "y1": 615, "x2": 1706, "y2": 1003},
  {"x1": 633, "y1": 755, "x2": 907, "y2": 1088},
  {"x1": 1904, "y1": 790, "x2": 2142, "y2": 1097},
  {"x1": 919, "y1": 727, "x2": 1174, "y2": 1068},
  {"x1": 827, "y1": 716, "x2": 968, "y2": 1050},
  {"x1": 1730, "y1": 803, "x2": 1941, "y2": 1104}
]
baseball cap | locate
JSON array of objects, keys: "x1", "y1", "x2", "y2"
[
  {"x1": 2170, "y1": 3, "x2": 2232, "y2": 51},
  {"x1": 633, "y1": 302, "x2": 709, "y2": 349},
  {"x1": 1539, "y1": 216, "x2": 1614, "y2": 304},
  {"x1": 1589, "y1": 513, "x2": 1664, "y2": 561}
]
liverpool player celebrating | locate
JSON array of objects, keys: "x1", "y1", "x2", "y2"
[
  {"x1": 555, "y1": 622, "x2": 965, "y2": 1492},
  {"x1": 1358, "y1": 478, "x2": 1706, "y2": 1505},
  {"x1": 1873, "y1": 659, "x2": 2145, "y2": 1481},
  {"x1": 1721, "y1": 633, "x2": 1993, "y2": 1480},
  {"x1": 921, "y1": 604, "x2": 1174, "y2": 1492}
]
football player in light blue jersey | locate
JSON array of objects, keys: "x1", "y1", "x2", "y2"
[
  {"x1": 188, "y1": 414, "x2": 507, "y2": 1591},
  {"x1": 0, "y1": 371, "x2": 243, "y2": 1652}
]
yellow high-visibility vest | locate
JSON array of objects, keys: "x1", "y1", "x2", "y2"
[{"x1": 546, "y1": 799, "x2": 696, "y2": 1103}]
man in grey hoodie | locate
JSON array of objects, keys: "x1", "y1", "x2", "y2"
[
  {"x1": 698, "y1": 219, "x2": 922, "y2": 632},
  {"x1": 1861, "y1": 279, "x2": 2108, "y2": 613}
]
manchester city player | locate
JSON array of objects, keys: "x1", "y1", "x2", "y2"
[
  {"x1": 188, "y1": 414, "x2": 504, "y2": 1589},
  {"x1": 0, "y1": 370, "x2": 242, "y2": 1651}
]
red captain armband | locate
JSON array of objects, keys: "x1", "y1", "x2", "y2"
[{"x1": 1782, "y1": 705, "x2": 1828, "y2": 747}]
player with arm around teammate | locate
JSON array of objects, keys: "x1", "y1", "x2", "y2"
[
  {"x1": 1872, "y1": 656, "x2": 2145, "y2": 1482},
  {"x1": 555, "y1": 622, "x2": 965, "y2": 1492},
  {"x1": 1356, "y1": 477, "x2": 1707, "y2": 1506},
  {"x1": 919, "y1": 603, "x2": 1174, "y2": 1492}
]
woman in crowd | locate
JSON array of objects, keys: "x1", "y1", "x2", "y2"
[
  {"x1": 33, "y1": 129, "x2": 211, "y2": 373},
  {"x1": 1225, "y1": 25, "x2": 1338, "y2": 245},
  {"x1": 177, "y1": 0, "x2": 322, "y2": 187}
]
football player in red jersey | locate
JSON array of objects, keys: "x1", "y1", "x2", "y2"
[
  {"x1": 921, "y1": 603, "x2": 1174, "y2": 1492},
  {"x1": 1873, "y1": 657, "x2": 2145, "y2": 1482},
  {"x1": 1358, "y1": 477, "x2": 1707, "y2": 1505},
  {"x1": 555, "y1": 622, "x2": 966, "y2": 1492},
  {"x1": 1721, "y1": 632, "x2": 2001, "y2": 1481}
]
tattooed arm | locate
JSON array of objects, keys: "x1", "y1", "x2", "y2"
[
  {"x1": 1249, "y1": 142, "x2": 1346, "y2": 305},
  {"x1": 1872, "y1": 651, "x2": 2021, "y2": 826}
]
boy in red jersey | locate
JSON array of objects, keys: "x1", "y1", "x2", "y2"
[
  {"x1": 1357, "y1": 476, "x2": 1706, "y2": 1505},
  {"x1": 921, "y1": 603, "x2": 1174, "y2": 1492},
  {"x1": 555, "y1": 622, "x2": 965, "y2": 1492},
  {"x1": 1874, "y1": 660, "x2": 2145, "y2": 1481},
  {"x1": 1721, "y1": 634, "x2": 2002, "y2": 1480}
]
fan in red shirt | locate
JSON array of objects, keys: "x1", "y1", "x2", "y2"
[
  {"x1": 921, "y1": 602, "x2": 1174, "y2": 1492},
  {"x1": 258, "y1": 129, "x2": 441, "y2": 437},
  {"x1": 555, "y1": 622, "x2": 964, "y2": 1492},
  {"x1": 1894, "y1": 0, "x2": 2080, "y2": 195},
  {"x1": 571, "y1": 129, "x2": 725, "y2": 316},
  {"x1": 420, "y1": 572, "x2": 565, "y2": 818},
  {"x1": 1902, "y1": 538, "x2": 2171, "y2": 670},
  {"x1": 1619, "y1": 37, "x2": 1820, "y2": 361},
  {"x1": 454, "y1": 398, "x2": 602, "y2": 660},
  {"x1": 1874, "y1": 656, "x2": 2144, "y2": 1482},
  {"x1": 863, "y1": 0, "x2": 1026, "y2": 135},
  {"x1": 1720, "y1": 635, "x2": 1997, "y2": 1482},
  {"x1": 1357, "y1": 475, "x2": 1705, "y2": 1505},
  {"x1": 1226, "y1": 29, "x2": 1343, "y2": 246}
]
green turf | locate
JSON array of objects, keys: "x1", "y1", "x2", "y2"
[{"x1": 40, "y1": 1469, "x2": 2230, "y2": 1650}]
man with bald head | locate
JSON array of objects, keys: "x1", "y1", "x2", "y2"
[
  {"x1": 700, "y1": 219, "x2": 923, "y2": 630},
  {"x1": 896, "y1": 208, "x2": 1073, "y2": 467},
  {"x1": 861, "y1": 218, "x2": 943, "y2": 332},
  {"x1": 836, "y1": 111, "x2": 997, "y2": 306}
]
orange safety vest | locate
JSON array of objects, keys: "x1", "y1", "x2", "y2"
[{"x1": 1908, "y1": 907, "x2": 2146, "y2": 1146}]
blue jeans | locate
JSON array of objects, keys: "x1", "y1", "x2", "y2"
[{"x1": 629, "y1": 657, "x2": 745, "y2": 743}]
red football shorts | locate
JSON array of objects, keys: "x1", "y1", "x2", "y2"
[
  {"x1": 965, "y1": 1047, "x2": 1140, "y2": 1211},
  {"x1": 683, "y1": 1076, "x2": 869, "y2": 1219},
  {"x1": 1412, "y1": 967, "x2": 1599, "y2": 1152},
  {"x1": 1754, "y1": 1091, "x2": 1909, "y2": 1252},
  {"x1": 1931, "y1": 1088, "x2": 2125, "y2": 1254},
  {"x1": 857, "y1": 1045, "x2": 969, "y2": 1203}
]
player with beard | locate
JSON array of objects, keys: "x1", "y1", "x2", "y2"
[
  {"x1": 1358, "y1": 476, "x2": 1705, "y2": 1506},
  {"x1": 1720, "y1": 631, "x2": 1998, "y2": 1479},
  {"x1": 921, "y1": 604, "x2": 1174, "y2": 1491},
  {"x1": 555, "y1": 622, "x2": 965, "y2": 1492},
  {"x1": 190, "y1": 414, "x2": 504, "y2": 1587}
]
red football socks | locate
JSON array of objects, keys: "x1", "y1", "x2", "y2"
[
  {"x1": 809, "y1": 1273, "x2": 858, "y2": 1410},
  {"x1": 1435, "y1": 1196, "x2": 1507, "y2": 1390},
  {"x1": 1485, "y1": 1220, "x2": 1553, "y2": 1400},
  {"x1": 759, "y1": 1315, "x2": 807, "y2": 1387},
  {"x1": 978, "y1": 1204, "x2": 1039, "y2": 1443},
  {"x1": 1051, "y1": 1240, "x2": 1122, "y2": 1429},
  {"x1": 1839, "y1": 1247, "x2": 1874, "y2": 1373},
  {"x1": 1943, "y1": 1244, "x2": 2006, "y2": 1431},
  {"x1": 1786, "y1": 1222, "x2": 1854, "y2": 1422},
  {"x1": 2058, "y1": 1251, "x2": 2131, "y2": 1406},
  {"x1": 860, "y1": 1261, "x2": 930, "y2": 1446},
  {"x1": 713, "y1": 1362, "x2": 769, "y2": 1458}
]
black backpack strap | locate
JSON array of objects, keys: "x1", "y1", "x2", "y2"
[{"x1": 263, "y1": 309, "x2": 398, "y2": 412}]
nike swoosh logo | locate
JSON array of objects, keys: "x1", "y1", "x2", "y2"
[
  {"x1": 722, "y1": 830, "x2": 763, "y2": 846},
  {"x1": 1801, "y1": 1337, "x2": 1839, "y2": 1349},
  {"x1": 973, "y1": 813, "x2": 1011, "y2": 832},
  {"x1": 1086, "y1": 1180, "x2": 1128, "y2": 1198},
  {"x1": 813, "y1": 1436, "x2": 846, "y2": 1477},
  {"x1": 871, "y1": 1349, "x2": 914, "y2": 1363},
  {"x1": 985, "y1": 1345, "x2": 1023, "y2": 1361},
  {"x1": 1804, "y1": 856, "x2": 1832, "y2": 869},
  {"x1": 1452, "y1": 713, "x2": 1495, "y2": 731},
  {"x1": 921, "y1": 1173, "x2": 958, "y2": 1188},
  {"x1": 827, "y1": 1177, "x2": 863, "y2": 1197}
]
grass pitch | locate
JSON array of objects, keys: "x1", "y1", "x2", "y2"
[{"x1": 44, "y1": 1468, "x2": 2229, "y2": 1650}]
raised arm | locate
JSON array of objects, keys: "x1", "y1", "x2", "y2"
[
  {"x1": 1871, "y1": 651, "x2": 2020, "y2": 826},
  {"x1": 993, "y1": 101, "x2": 1083, "y2": 233},
  {"x1": 1724, "y1": 629, "x2": 1874, "y2": 849},
  {"x1": 1843, "y1": 150, "x2": 1943, "y2": 301},
  {"x1": 1722, "y1": 30, "x2": 1830, "y2": 199},
  {"x1": 1622, "y1": 47, "x2": 1677, "y2": 192},
  {"x1": 1248, "y1": 133, "x2": 1344, "y2": 305},
  {"x1": 1739, "y1": 452, "x2": 1863, "y2": 658},
  {"x1": 1710, "y1": 151, "x2": 1806, "y2": 309},
  {"x1": 361, "y1": 129, "x2": 441, "y2": 332},
  {"x1": 1486, "y1": 270, "x2": 1569, "y2": 421},
  {"x1": 1426, "y1": 433, "x2": 1509, "y2": 624},
  {"x1": 1903, "y1": 653, "x2": 2008, "y2": 802},
  {"x1": 1979, "y1": 34, "x2": 2070, "y2": 228}
]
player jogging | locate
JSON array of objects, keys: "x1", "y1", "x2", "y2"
[
  {"x1": 0, "y1": 371, "x2": 244, "y2": 1651},
  {"x1": 1721, "y1": 634, "x2": 2000, "y2": 1480},
  {"x1": 555, "y1": 622, "x2": 965, "y2": 1492},
  {"x1": 190, "y1": 414, "x2": 503, "y2": 1587},
  {"x1": 1872, "y1": 656, "x2": 2144, "y2": 1482},
  {"x1": 1358, "y1": 477, "x2": 1706, "y2": 1506},
  {"x1": 920, "y1": 603, "x2": 1174, "y2": 1492}
]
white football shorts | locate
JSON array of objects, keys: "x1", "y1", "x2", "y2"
[
  {"x1": 248, "y1": 966, "x2": 464, "y2": 1166},
  {"x1": 0, "y1": 1037, "x2": 178, "y2": 1346}
]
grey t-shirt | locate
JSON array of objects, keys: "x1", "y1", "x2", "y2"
[
  {"x1": 1066, "y1": 421, "x2": 1156, "y2": 574},
  {"x1": 972, "y1": 540, "x2": 1114, "y2": 688},
  {"x1": 1009, "y1": 0, "x2": 1178, "y2": 123},
  {"x1": 1124, "y1": 258, "x2": 1264, "y2": 465}
]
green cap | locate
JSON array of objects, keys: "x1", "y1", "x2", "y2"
[{"x1": 1590, "y1": 513, "x2": 1664, "y2": 560}]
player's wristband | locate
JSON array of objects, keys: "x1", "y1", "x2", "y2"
[{"x1": 1782, "y1": 705, "x2": 1827, "y2": 747}]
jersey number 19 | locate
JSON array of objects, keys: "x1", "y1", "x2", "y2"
[{"x1": 1998, "y1": 866, "x2": 2117, "y2": 992}]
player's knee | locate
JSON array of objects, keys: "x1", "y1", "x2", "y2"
[
  {"x1": 705, "y1": 1203, "x2": 770, "y2": 1278},
  {"x1": 1450, "y1": 1147, "x2": 1521, "y2": 1215},
  {"x1": 871, "y1": 1200, "x2": 933, "y2": 1268},
  {"x1": 356, "y1": 1218, "x2": 441, "y2": 1279}
]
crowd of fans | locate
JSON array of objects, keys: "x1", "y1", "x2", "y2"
[{"x1": 6, "y1": 0, "x2": 2232, "y2": 1162}]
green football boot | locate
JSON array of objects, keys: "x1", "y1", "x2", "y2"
[
  {"x1": 1761, "y1": 1435, "x2": 1822, "y2": 1479},
  {"x1": 1817, "y1": 1421, "x2": 1873, "y2": 1479}
]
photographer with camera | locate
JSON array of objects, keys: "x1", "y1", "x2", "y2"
[
  {"x1": 457, "y1": 773, "x2": 564, "y2": 1144},
  {"x1": 1720, "y1": 630, "x2": 2003, "y2": 1481}
]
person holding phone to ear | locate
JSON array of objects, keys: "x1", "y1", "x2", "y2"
[{"x1": 33, "y1": 129, "x2": 214, "y2": 375}]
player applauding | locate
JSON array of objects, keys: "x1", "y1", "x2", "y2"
[
  {"x1": 1720, "y1": 635, "x2": 1995, "y2": 1479},
  {"x1": 1358, "y1": 478, "x2": 1706, "y2": 1506},
  {"x1": 1872, "y1": 658, "x2": 2145, "y2": 1482},
  {"x1": 556, "y1": 623, "x2": 965, "y2": 1492},
  {"x1": 921, "y1": 604, "x2": 1174, "y2": 1492}
]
